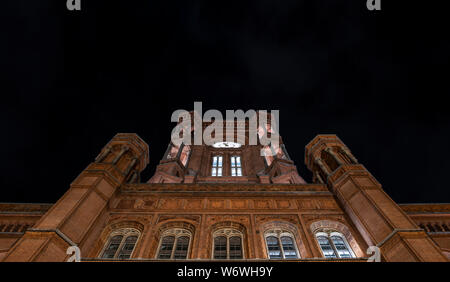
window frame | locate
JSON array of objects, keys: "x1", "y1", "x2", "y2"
[
  {"x1": 212, "y1": 228, "x2": 245, "y2": 259},
  {"x1": 209, "y1": 150, "x2": 244, "y2": 177},
  {"x1": 99, "y1": 228, "x2": 140, "y2": 260},
  {"x1": 264, "y1": 230, "x2": 300, "y2": 259},
  {"x1": 211, "y1": 155, "x2": 223, "y2": 176},
  {"x1": 315, "y1": 231, "x2": 355, "y2": 259},
  {"x1": 156, "y1": 228, "x2": 192, "y2": 260},
  {"x1": 230, "y1": 155, "x2": 242, "y2": 176}
]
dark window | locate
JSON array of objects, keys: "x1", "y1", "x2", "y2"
[
  {"x1": 173, "y1": 236, "x2": 190, "y2": 259},
  {"x1": 229, "y1": 236, "x2": 243, "y2": 259},
  {"x1": 117, "y1": 235, "x2": 138, "y2": 259},
  {"x1": 443, "y1": 224, "x2": 450, "y2": 232},
  {"x1": 158, "y1": 236, "x2": 175, "y2": 259},
  {"x1": 214, "y1": 236, "x2": 227, "y2": 259},
  {"x1": 158, "y1": 234, "x2": 190, "y2": 259},
  {"x1": 102, "y1": 235, "x2": 123, "y2": 259}
]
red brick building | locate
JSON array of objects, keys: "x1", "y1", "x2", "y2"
[{"x1": 1, "y1": 121, "x2": 449, "y2": 261}]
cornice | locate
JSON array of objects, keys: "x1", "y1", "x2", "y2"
[
  {"x1": 121, "y1": 183, "x2": 331, "y2": 196},
  {"x1": 399, "y1": 203, "x2": 450, "y2": 214},
  {"x1": 0, "y1": 203, "x2": 53, "y2": 214}
]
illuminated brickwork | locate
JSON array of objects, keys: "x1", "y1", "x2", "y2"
[{"x1": 1, "y1": 129, "x2": 448, "y2": 261}]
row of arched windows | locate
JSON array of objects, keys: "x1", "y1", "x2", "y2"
[{"x1": 100, "y1": 226, "x2": 356, "y2": 260}]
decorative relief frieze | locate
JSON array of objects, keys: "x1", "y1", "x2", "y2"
[
  {"x1": 185, "y1": 199, "x2": 204, "y2": 210},
  {"x1": 158, "y1": 199, "x2": 182, "y2": 210},
  {"x1": 157, "y1": 215, "x2": 201, "y2": 224},
  {"x1": 302, "y1": 214, "x2": 346, "y2": 227},
  {"x1": 206, "y1": 215, "x2": 250, "y2": 226},
  {"x1": 254, "y1": 200, "x2": 272, "y2": 209},
  {"x1": 107, "y1": 214, "x2": 152, "y2": 225},
  {"x1": 275, "y1": 200, "x2": 293, "y2": 209},
  {"x1": 255, "y1": 214, "x2": 299, "y2": 225},
  {"x1": 114, "y1": 196, "x2": 341, "y2": 211},
  {"x1": 208, "y1": 200, "x2": 226, "y2": 209},
  {"x1": 230, "y1": 200, "x2": 247, "y2": 209},
  {"x1": 134, "y1": 199, "x2": 146, "y2": 209}
]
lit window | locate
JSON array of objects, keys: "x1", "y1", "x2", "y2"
[
  {"x1": 331, "y1": 235, "x2": 352, "y2": 258},
  {"x1": 317, "y1": 235, "x2": 336, "y2": 258},
  {"x1": 100, "y1": 228, "x2": 140, "y2": 259},
  {"x1": 211, "y1": 156, "x2": 223, "y2": 176},
  {"x1": 213, "y1": 229, "x2": 244, "y2": 259},
  {"x1": 266, "y1": 236, "x2": 282, "y2": 259},
  {"x1": 315, "y1": 231, "x2": 355, "y2": 259},
  {"x1": 157, "y1": 229, "x2": 191, "y2": 259},
  {"x1": 265, "y1": 230, "x2": 299, "y2": 259},
  {"x1": 230, "y1": 156, "x2": 242, "y2": 176}
]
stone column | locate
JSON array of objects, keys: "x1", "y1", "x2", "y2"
[{"x1": 325, "y1": 147, "x2": 343, "y2": 166}]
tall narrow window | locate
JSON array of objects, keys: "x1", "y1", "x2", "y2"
[
  {"x1": 331, "y1": 235, "x2": 352, "y2": 258},
  {"x1": 212, "y1": 229, "x2": 244, "y2": 259},
  {"x1": 266, "y1": 236, "x2": 282, "y2": 259},
  {"x1": 158, "y1": 236, "x2": 175, "y2": 259},
  {"x1": 316, "y1": 235, "x2": 336, "y2": 258},
  {"x1": 229, "y1": 236, "x2": 243, "y2": 259},
  {"x1": 117, "y1": 235, "x2": 138, "y2": 259},
  {"x1": 315, "y1": 231, "x2": 355, "y2": 259},
  {"x1": 100, "y1": 228, "x2": 140, "y2": 259},
  {"x1": 280, "y1": 236, "x2": 297, "y2": 258},
  {"x1": 102, "y1": 235, "x2": 123, "y2": 259},
  {"x1": 213, "y1": 236, "x2": 227, "y2": 259},
  {"x1": 174, "y1": 236, "x2": 190, "y2": 259},
  {"x1": 264, "y1": 230, "x2": 299, "y2": 259},
  {"x1": 157, "y1": 229, "x2": 191, "y2": 259},
  {"x1": 230, "y1": 156, "x2": 242, "y2": 176},
  {"x1": 211, "y1": 156, "x2": 223, "y2": 176}
]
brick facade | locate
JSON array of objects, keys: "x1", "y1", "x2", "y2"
[{"x1": 1, "y1": 128, "x2": 449, "y2": 262}]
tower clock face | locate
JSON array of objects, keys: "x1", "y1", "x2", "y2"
[{"x1": 212, "y1": 142, "x2": 242, "y2": 148}]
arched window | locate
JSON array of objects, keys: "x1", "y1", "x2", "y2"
[
  {"x1": 100, "y1": 228, "x2": 140, "y2": 259},
  {"x1": 211, "y1": 156, "x2": 223, "y2": 176},
  {"x1": 230, "y1": 155, "x2": 242, "y2": 176},
  {"x1": 315, "y1": 231, "x2": 355, "y2": 259},
  {"x1": 212, "y1": 228, "x2": 243, "y2": 259},
  {"x1": 157, "y1": 228, "x2": 192, "y2": 259},
  {"x1": 264, "y1": 230, "x2": 299, "y2": 259}
]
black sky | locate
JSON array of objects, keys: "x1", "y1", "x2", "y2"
[{"x1": 1, "y1": 1, "x2": 450, "y2": 204}]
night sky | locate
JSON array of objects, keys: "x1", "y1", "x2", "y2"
[{"x1": 2, "y1": 1, "x2": 450, "y2": 204}]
